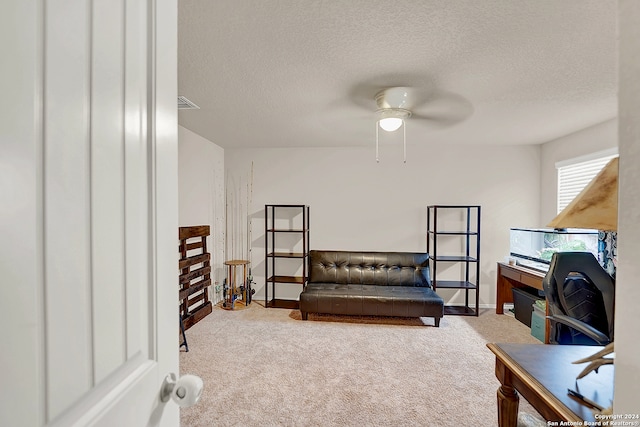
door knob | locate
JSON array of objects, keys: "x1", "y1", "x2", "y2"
[{"x1": 161, "y1": 373, "x2": 204, "y2": 407}]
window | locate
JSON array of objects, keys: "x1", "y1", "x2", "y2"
[{"x1": 556, "y1": 149, "x2": 618, "y2": 214}]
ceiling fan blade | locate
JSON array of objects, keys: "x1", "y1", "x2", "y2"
[
  {"x1": 325, "y1": 76, "x2": 473, "y2": 136},
  {"x1": 349, "y1": 82, "x2": 387, "y2": 111},
  {"x1": 410, "y1": 91, "x2": 474, "y2": 127},
  {"x1": 317, "y1": 98, "x2": 374, "y2": 137}
]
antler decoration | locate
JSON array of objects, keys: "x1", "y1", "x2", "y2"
[{"x1": 572, "y1": 342, "x2": 615, "y2": 380}]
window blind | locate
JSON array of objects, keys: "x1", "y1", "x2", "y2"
[{"x1": 557, "y1": 153, "x2": 618, "y2": 214}]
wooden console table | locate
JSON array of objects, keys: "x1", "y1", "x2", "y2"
[
  {"x1": 496, "y1": 262, "x2": 550, "y2": 343},
  {"x1": 487, "y1": 343, "x2": 613, "y2": 427}
]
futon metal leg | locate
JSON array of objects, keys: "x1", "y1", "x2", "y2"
[{"x1": 434, "y1": 317, "x2": 441, "y2": 327}]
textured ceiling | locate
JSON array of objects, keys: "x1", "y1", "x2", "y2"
[{"x1": 178, "y1": 1, "x2": 617, "y2": 149}]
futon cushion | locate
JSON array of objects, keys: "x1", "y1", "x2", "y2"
[{"x1": 300, "y1": 283, "x2": 443, "y2": 318}]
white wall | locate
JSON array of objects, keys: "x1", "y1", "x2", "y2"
[
  {"x1": 178, "y1": 125, "x2": 226, "y2": 302},
  {"x1": 614, "y1": 0, "x2": 640, "y2": 413},
  {"x1": 539, "y1": 119, "x2": 617, "y2": 224},
  {"x1": 226, "y1": 143, "x2": 541, "y2": 307}
]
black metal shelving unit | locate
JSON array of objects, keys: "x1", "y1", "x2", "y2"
[
  {"x1": 265, "y1": 204, "x2": 309, "y2": 308},
  {"x1": 426, "y1": 205, "x2": 481, "y2": 316}
]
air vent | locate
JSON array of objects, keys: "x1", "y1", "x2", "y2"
[{"x1": 177, "y1": 96, "x2": 200, "y2": 110}]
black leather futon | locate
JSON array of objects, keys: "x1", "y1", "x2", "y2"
[{"x1": 299, "y1": 250, "x2": 444, "y2": 326}]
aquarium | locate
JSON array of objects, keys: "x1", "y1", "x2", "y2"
[{"x1": 509, "y1": 228, "x2": 599, "y2": 271}]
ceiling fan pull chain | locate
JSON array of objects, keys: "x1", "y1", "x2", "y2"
[
  {"x1": 376, "y1": 122, "x2": 380, "y2": 163},
  {"x1": 403, "y1": 121, "x2": 407, "y2": 163}
]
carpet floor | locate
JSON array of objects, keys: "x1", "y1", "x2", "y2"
[{"x1": 180, "y1": 303, "x2": 545, "y2": 426}]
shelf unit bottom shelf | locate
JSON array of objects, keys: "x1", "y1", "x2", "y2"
[
  {"x1": 444, "y1": 305, "x2": 477, "y2": 316},
  {"x1": 267, "y1": 275, "x2": 305, "y2": 284},
  {"x1": 434, "y1": 280, "x2": 477, "y2": 290},
  {"x1": 266, "y1": 298, "x2": 300, "y2": 309},
  {"x1": 434, "y1": 281, "x2": 478, "y2": 316}
]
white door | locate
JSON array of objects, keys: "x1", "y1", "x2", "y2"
[{"x1": 1, "y1": 1, "x2": 183, "y2": 426}]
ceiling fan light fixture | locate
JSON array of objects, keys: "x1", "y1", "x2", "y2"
[
  {"x1": 373, "y1": 89, "x2": 414, "y2": 163},
  {"x1": 375, "y1": 108, "x2": 410, "y2": 164},
  {"x1": 377, "y1": 107, "x2": 411, "y2": 132},
  {"x1": 379, "y1": 117, "x2": 404, "y2": 132}
]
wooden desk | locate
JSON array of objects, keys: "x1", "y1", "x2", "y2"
[
  {"x1": 496, "y1": 262, "x2": 550, "y2": 343},
  {"x1": 487, "y1": 343, "x2": 613, "y2": 427}
]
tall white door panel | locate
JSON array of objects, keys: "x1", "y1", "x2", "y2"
[{"x1": 1, "y1": 0, "x2": 180, "y2": 426}]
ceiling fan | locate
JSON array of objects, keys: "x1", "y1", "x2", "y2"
[
  {"x1": 368, "y1": 86, "x2": 471, "y2": 162},
  {"x1": 320, "y1": 76, "x2": 473, "y2": 162},
  {"x1": 330, "y1": 81, "x2": 472, "y2": 163},
  {"x1": 369, "y1": 86, "x2": 472, "y2": 128}
]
